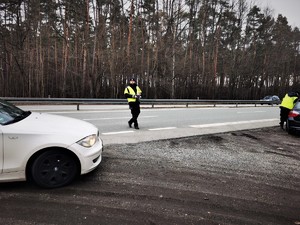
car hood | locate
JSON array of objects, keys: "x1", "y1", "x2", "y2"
[{"x1": 6, "y1": 112, "x2": 98, "y2": 140}]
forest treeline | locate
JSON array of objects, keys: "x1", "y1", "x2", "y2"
[{"x1": 0, "y1": 0, "x2": 299, "y2": 99}]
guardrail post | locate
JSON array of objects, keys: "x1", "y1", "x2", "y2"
[
  {"x1": 77, "y1": 104, "x2": 80, "y2": 111},
  {"x1": 186, "y1": 103, "x2": 188, "y2": 107}
]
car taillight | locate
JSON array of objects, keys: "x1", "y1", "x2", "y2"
[{"x1": 288, "y1": 110, "x2": 299, "y2": 118}]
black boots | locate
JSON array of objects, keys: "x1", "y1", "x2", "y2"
[
  {"x1": 128, "y1": 121, "x2": 139, "y2": 129},
  {"x1": 279, "y1": 122, "x2": 284, "y2": 129}
]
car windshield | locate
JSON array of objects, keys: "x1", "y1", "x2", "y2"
[{"x1": 0, "y1": 99, "x2": 31, "y2": 125}]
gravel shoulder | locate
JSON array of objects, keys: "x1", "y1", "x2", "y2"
[{"x1": 0, "y1": 126, "x2": 299, "y2": 225}]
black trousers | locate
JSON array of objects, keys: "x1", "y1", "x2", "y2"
[
  {"x1": 128, "y1": 102, "x2": 140, "y2": 127},
  {"x1": 280, "y1": 106, "x2": 291, "y2": 126}
]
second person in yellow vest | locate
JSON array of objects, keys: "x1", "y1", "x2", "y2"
[{"x1": 279, "y1": 91, "x2": 299, "y2": 129}]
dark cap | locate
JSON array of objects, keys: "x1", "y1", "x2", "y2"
[{"x1": 129, "y1": 78, "x2": 136, "y2": 82}]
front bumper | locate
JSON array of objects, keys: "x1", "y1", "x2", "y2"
[{"x1": 70, "y1": 137, "x2": 104, "y2": 175}]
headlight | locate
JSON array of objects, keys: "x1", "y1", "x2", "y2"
[{"x1": 77, "y1": 134, "x2": 97, "y2": 148}]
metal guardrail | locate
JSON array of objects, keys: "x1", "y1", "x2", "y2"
[{"x1": 2, "y1": 97, "x2": 279, "y2": 110}]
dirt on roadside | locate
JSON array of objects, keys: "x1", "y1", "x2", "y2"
[{"x1": 0, "y1": 126, "x2": 299, "y2": 225}]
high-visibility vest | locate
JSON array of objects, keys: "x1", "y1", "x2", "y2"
[
  {"x1": 280, "y1": 94, "x2": 298, "y2": 109},
  {"x1": 124, "y1": 86, "x2": 142, "y2": 102}
]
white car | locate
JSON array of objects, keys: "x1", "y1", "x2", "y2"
[{"x1": 0, "y1": 99, "x2": 103, "y2": 188}]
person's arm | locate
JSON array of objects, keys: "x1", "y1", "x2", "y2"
[
  {"x1": 124, "y1": 87, "x2": 135, "y2": 98},
  {"x1": 293, "y1": 97, "x2": 298, "y2": 104},
  {"x1": 125, "y1": 93, "x2": 133, "y2": 98},
  {"x1": 136, "y1": 86, "x2": 142, "y2": 97}
]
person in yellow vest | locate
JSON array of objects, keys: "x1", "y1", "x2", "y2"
[
  {"x1": 124, "y1": 78, "x2": 142, "y2": 129},
  {"x1": 279, "y1": 91, "x2": 299, "y2": 129}
]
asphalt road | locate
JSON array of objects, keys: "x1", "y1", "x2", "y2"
[
  {"x1": 0, "y1": 126, "x2": 299, "y2": 225},
  {"x1": 19, "y1": 104, "x2": 280, "y2": 144},
  {"x1": 1, "y1": 104, "x2": 298, "y2": 225}
]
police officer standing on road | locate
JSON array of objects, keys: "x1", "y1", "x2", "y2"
[
  {"x1": 124, "y1": 78, "x2": 142, "y2": 129},
  {"x1": 279, "y1": 91, "x2": 299, "y2": 129}
]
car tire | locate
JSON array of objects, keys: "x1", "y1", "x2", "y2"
[{"x1": 31, "y1": 150, "x2": 79, "y2": 188}]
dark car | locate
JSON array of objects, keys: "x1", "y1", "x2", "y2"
[
  {"x1": 286, "y1": 101, "x2": 300, "y2": 134},
  {"x1": 260, "y1": 95, "x2": 281, "y2": 105}
]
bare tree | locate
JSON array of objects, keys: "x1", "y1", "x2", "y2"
[{"x1": 0, "y1": 0, "x2": 299, "y2": 99}]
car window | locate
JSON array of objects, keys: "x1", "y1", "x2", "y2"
[{"x1": 0, "y1": 99, "x2": 31, "y2": 125}]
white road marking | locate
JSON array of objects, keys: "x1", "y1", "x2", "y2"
[
  {"x1": 101, "y1": 119, "x2": 278, "y2": 136},
  {"x1": 49, "y1": 110, "x2": 129, "y2": 114},
  {"x1": 84, "y1": 115, "x2": 157, "y2": 121},
  {"x1": 189, "y1": 119, "x2": 278, "y2": 128},
  {"x1": 148, "y1": 127, "x2": 177, "y2": 131},
  {"x1": 84, "y1": 116, "x2": 130, "y2": 121},
  {"x1": 237, "y1": 111, "x2": 265, "y2": 114},
  {"x1": 102, "y1": 131, "x2": 135, "y2": 135}
]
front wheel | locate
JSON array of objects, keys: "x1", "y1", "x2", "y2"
[{"x1": 31, "y1": 150, "x2": 79, "y2": 188}]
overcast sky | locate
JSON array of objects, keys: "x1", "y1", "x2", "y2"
[{"x1": 256, "y1": 0, "x2": 300, "y2": 28}]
